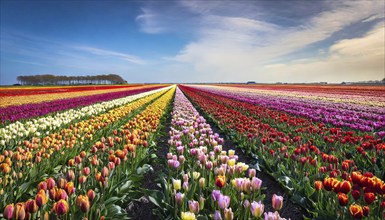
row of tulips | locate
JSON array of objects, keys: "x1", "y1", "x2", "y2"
[
  {"x1": 155, "y1": 87, "x2": 288, "y2": 220},
  {"x1": 0, "y1": 86, "x2": 169, "y2": 146},
  {"x1": 224, "y1": 84, "x2": 385, "y2": 107},
  {"x1": 1, "y1": 86, "x2": 175, "y2": 219},
  {"x1": 180, "y1": 86, "x2": 384, "y2": 176},
  {"x1": 0, "y1": 87, "x2": 172, "y2": 206},
  {"x1": 179, "y1": 85, "x2": 384, "y2": 219},
  {"x1": 0, "y1": 85, "x2": 165, "y2": 125},
  {"x1": 195, "y1": 85, "x2": 385, "y2": 132},
  {"x1": 0, "y1": 85, "x2": 137, "y2": 97},
  {"x1": 0, "y1": 84, "x2": 162, "y2": 108}
]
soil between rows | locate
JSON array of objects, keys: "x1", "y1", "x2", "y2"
[
  {"x1": 128, "y1": 99, "x2": 174, "y2": 220},
  {"x1": 129, "y1": 96, "x2": 306, "y2": 220}
]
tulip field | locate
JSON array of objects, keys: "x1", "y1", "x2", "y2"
[{"x1": 0, "y1": 84, "x2": 384, "y2": 219}]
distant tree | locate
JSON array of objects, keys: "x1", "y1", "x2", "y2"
[{"x1": 16, "y1": 74, "x2": 126, "y2": 85}]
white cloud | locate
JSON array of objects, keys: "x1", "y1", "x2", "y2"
[
  {"x1": 264, "y1": 24, "x2": 384, "y2": 83},
  {"x1": 166, "y1": 0, "x2": 384, "y2": 82},
  {"x1": 73, "y1": 46, "x2": 146, "y2": 64}
]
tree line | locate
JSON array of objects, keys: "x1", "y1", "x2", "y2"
[{"x1": 16, "y1": 74, "x2": 126, "y2": 85}]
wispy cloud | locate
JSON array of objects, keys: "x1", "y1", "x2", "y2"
[
  {"x1": 72, "y1": 46, "x2": 146, "y2": 64},
  {"x1": 136, "y1": 8, "x2": 166, "y2": 34},
  {"x1": 138, "y1": 0, "x2": 384, "y2": 82}
]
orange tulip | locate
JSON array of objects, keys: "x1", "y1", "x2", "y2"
[
  {"x1": 338, "y1": 193, "x2": 348, "y2": 206},
  {"x1": 323, "y1": 177, "x2": 336, "y2": 191},
  {"x1": 0, "y1": 163, "x2": 11, "y2": 173},
  {"x1": 350, "y1": 204, "x2": 363, "y2": 219},
  {"x1": 35, "y1": 190, "x2": 48, "y2": 207},
  {"x1": 65, "y1": 182, "x2": 75, "y2": 196},
  {"x1": 76, "y1": 195, "x2": 90, "y2": 213},
  {"x1": 351, "y1": 172, "x2": 362, "y2": 185},
  {"x1": 15, "y1": 203, "x2": 26, "y2": 220},
  {"x1": 314, "y1": 181, "x2": 322, "y2": 191}
]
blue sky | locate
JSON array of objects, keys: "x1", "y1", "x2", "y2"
[{"x1": 1, "y1": 0, "x2": 384, "y2": 85}]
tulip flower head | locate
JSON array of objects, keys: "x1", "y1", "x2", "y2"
[
  {"x1": 214, "y1": 210, "x2": 222, "y2": 220},
  {"x1": 25, "y1": 199, "x2": 38, "y2": 213},
  {"x1": 350, "y1": 204, "x2": 363, "y2": 219},
  {"x1": 264, "y1": 211, "x2": 283, "y2": 220},
  {"x1": 250, "y1": 201, "x2": 264, "y2": 217},
  {"x1": 175, "y1": 192, "x2": 184, "y2": 205},
  {"x1": 87, "y1": 189, "x2": 96, "y2": 202},
  {"x1": 218, "y1": 194, "x2": 230, "y2": 209},
  {"x1": 76, "y1": 195, "x2": 90, "y2": 213},
  {"x1": 54, "y1": 199, "x2": 69, "y2": 215},
  {"x1": 14, "y1": 203, "x2": 26, "y2": 220},
  {"x1": 364, "y1": 192, "x2": 375, "y2": 205},
  {"x1": 3, "y1": 204, "x2": 14, "y2": 220},
  {"x1": 188, "y1": 200, "x2": 200, "y2": 214},
  {"x1": 224, "y1": 208, "x2": 233, "y2": 220},
  {"x1": 181, "y1": 211, "x2": 196, "y2": 220},
  {"x1": 272, "y1": 194, "x2": 283, "y2": 211},
  {"x1": 35, "y1": 189, "x2": 48, "y2": 207},
  {"x1": 314, "y1": 181, "x2": 323, "y2": 191},
  {"x1": 251, "y1": 177, "x2": 262, "y2": 191},
  {"x1": 173, "y1": 179, "x2": 181, "y2": 191},
  {"x1": 215, "y1": 175, "x2": 226, "y2": 188},
  {"x1": 212, "y1": 190, "x2": 221, "y2": 201},
  {"x1": 338, "y1": 193, "x2": 349, "y2": 206}
]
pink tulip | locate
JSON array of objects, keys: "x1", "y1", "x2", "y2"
[
  {"x1": 250, "y1": 201, "x2": 264, "y2": 217},
  {"x1": 251, "y1": 177, "x2": 262, "y2": 191},
  {"x1": 272, "y1": 194, "x2": 283, "y2": 211},
  {"x1": 188, "y1": 200, "x2": 199, "y2": 214},
  {"x1": 218, "y1": 194, "x2": 230, "y2": 209}
]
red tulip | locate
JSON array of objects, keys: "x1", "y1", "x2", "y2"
[
  {"x1": 215, "y1": 175, "x2": 226, "y2": 188},
  {"x1": 83, "y1": 167, "x2": 90, "y2": 175},
  {"x1": 351, "y1": 172, "x2": 362, "y2": 185},
  {"x1": 362, "y1": 206, "x2": 370, "y2": 217},
  {"x1": 46, "y1": 177, "x2": 56, "y2": 190},
  {"x1": 37, "y1": 181, "x2": 47, "y2": 191},
  {"x1": 351, "y1": 189, "x2": 361, "y2": 201},
  {"x1": 340, "y1": 180, "x2": 351, "y2": 194},
  {"x1": 53, "y1": 199, "x2": 69, "y2": 215},
  {"x1": 87, "y1": 189, "x2": 95, "y2": 202},
  {"x1": 364, "y1": 192, "x2": 375, "y2": 204},
  {"x1": 338, "y1": 193, "x2": 348, "y2": 206},
  {"x1": 25, "y1": 199, "x2": 38, "y2": 213}
]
